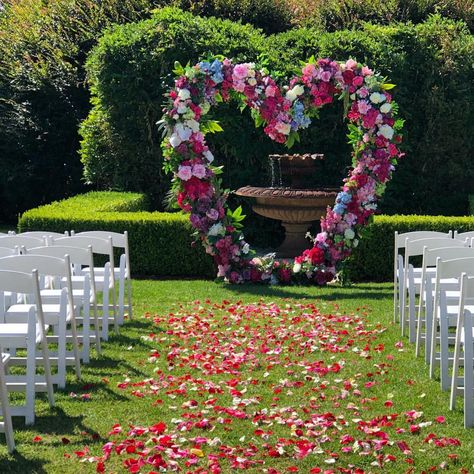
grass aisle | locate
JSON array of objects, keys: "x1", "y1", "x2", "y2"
[{"x1": 0, "y1": 281, "x2": 473, "y2": 473}]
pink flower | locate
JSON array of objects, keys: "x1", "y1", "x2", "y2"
[
  {"x1": 321, "y1": 71, "x2": 332, "y2": 82},
  {"x1": 345, "y1": 59, "x2": 358, "y2": 70},
  {"x1": 302, "y1": 63, "x2": 316, "y2": 78},
  {"x1": 362, "y1": 65, "x2": 373, "y2": 76},
  {"x1": 357, "y1": 100, "x2": 370, "y2": 115},
  {"x1": 206, "y1": 209, "x2": 219, "y2": 220},
  {"x1": 352, "y1": 75, "x2": 364, "y2": 87},
  {"x1": 233, "y1": 64, "x2": 249, "y2": 80},
  {"x1": 177, "y1": 165, "x2": 192, "y2": 181},
  {"x1": 265, "y1": 85, "x2": 278, "y2": 97},
  {"x1": 193, "y1": 164, "x2": 207, "y2": 179}
]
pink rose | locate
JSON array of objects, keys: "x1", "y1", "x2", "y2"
[
  {"x1": 192, "y1": 164, "x2": 207, "y2": 179},
  {"x1": 357, "y1": 100, "x2": 370, "y2": 115},
  {"x1": 345, "y1": 59, "x2": 358, "y2": 70},
  {"x1": 352, "y1": 75, "x2": 364, "y2": 87},
  {"x1": 233, "y1": 64, "x2": 249, "y2": 80},
  {"x1": 321, "y1": 71, "x2": 332, "y2": 82},
  {"x1": 265, "y1": 85, "x2": 277, "y2": 97},
  {"x1": 177, "y1": 165, "x2": 192, "y2": 181},
  {"x1": 362, "y1": 66, "x2": 373, "y2": 76}
]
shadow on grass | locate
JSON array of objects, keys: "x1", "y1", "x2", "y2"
[
  {"x1": 86, "y1": 353, "x2": 149, "y2": 380},
  {"x1": 0, "y1": 451, "x2": 48, "y2": 473},
  {"x1": 224, "y1": 283, "x2": 391, "y2": 301}
]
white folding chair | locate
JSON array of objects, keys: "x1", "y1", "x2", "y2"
[
  {"x1": 401, "y1": 237, "x2": 462, "y2": 341},
  {"x1": 53, "y1": 236, "x2": 117, "y2": 340},
  {"x1": 450, "y1": 274, "x2": 474, "y2": 427},
  {"x1": 430, "y1": 257, "x2": 474, "y2": 391},
  {"x1": 394, "y1": 231, "x2": 452, "y2": 323},
  {"x1": 0, "y1": 255, "x2": 81, "y2": 389},
  {"x1": 72, "y1": 230, "x2": 132, "y2": 323},
  {"x1": 0, "y1": 270, "x2": 54, "y2": 424},
  {"x1": 0, "y1": 236, "x2": 44, "y2": 251},
  {"x1": 416, "y1": 246, "x2": 474, "y2": 362},
  {"x1": 454, "y1": 231, "x2": 474, "y2": 242},
  {"x1": 28, "y1": 245, "x2": 101, "y2": 362},
  {"x1": 0, "y1": 352, "x2": 15, "y2": 452},
  {"x1": 19, "y1": 231, "x2": 68, "y2": 245},
  {"x1": 0, "y1": 248, "x2": 17, "y2": 258}
]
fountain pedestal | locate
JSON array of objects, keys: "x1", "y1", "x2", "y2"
[{"x1": 236, "y1": 186, "x2": 338, "y2": 258}]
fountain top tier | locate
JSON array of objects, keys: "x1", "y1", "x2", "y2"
[{"x1": 269, "y1": 153, "x2": 325, "y2": 189}]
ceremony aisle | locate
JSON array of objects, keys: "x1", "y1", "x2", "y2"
[{"x1": 1, "y1": 281, "x2": 473, "y2": 473}]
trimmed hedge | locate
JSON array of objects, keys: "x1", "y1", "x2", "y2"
[
  {"x1": 469, "y1": 196, "x2": 474, "y2": 215},
  {"x1": 348, "y1": 215, "x2": 474, "y2": 282},
  {"x1": 18, "y1": 192, "x2": 214, "y2": 278}
]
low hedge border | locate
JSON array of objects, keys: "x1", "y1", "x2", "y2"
[
  {"x1": 18, "y1": 192, "x2": 215, "y2": 278},
  {"x1": 347, "y1": 215, "x2": 474, "y2": 282},
  {"x1": 18, "y1": 193, "x2": 474, "y2": 282}
]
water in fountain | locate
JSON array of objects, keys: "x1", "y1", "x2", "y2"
[{"x1": 269, "y1": 156, "x2": 283, "y2": 188}]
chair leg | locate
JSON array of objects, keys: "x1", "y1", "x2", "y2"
[
  {"x1": 450, "y1": 312, "x2": 464, "y2": 410},
  {"x1": 111, "y1": 288, "x2": 119, "y2": 335},
  {"x1": 39, "y1": 334, "x2": 55, "y2": 409},
  {"x1": 408, "y1": 284, "x2": 416, "y2": 344},
  {"x1": 82, "y1": 303, "x2": 90, "y2": 364},
  {"x1": 57, "y1": 318, "x2": 67, "y2": 389},
  {"x1": 102, "y1": 288, "x2": 109, "y2": 342},
  {"x1": 440, "y1": 316, "x2": 450, "y2": 391},
  {"x1": 92, "y1": 301, "x2": 101, "y2": 354},
  {"x1": 69, "y1": 314, "x2": 81, "y2": 381},
  {"x1": 429, "y1": 315, "x2": 438, "y2": 380},
  {"x1": 463, "y1": 316, "x2": 474, "y2": 428},
  {"x1": 127, "y1": 276, "x2": 133, "y2": 320},
  {"x1": 425, "y1": 307, "x2": 432, "y2": 365},
  {"x1": 25, "y1": 337, "x2": 36, "y2": 425},
  {"x1": 0, "y1": 361, "x2": 14, "y2": 453}
]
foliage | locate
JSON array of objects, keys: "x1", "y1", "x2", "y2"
[
  {"x1": 469, "y1": 195, "x2": 474, "y2": 215},
  {"x1": 18, "y1": 192, "x2": 214, "y2": 277},
  {"x1": 348, "y1": 214, "x2": 474, "y2": 281},
  {"x1": 286, "y1": 0, "x2": 474, "y2": 32}
]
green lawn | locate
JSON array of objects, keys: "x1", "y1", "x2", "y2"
[{"x1": 0, "y1": 280, "x2": 473, "y2": 473}]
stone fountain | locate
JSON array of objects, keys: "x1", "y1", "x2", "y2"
[{"x1": 236, "y1": 154, "x2": 338, "y2": 257}]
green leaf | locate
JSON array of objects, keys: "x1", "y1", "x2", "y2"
[{"x1": 381, "y1": 83, "x2": 396, "y2": 90}]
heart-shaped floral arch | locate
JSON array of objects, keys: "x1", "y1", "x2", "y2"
[{"x1": 160, "y1": 57, "x2": 404, "y2": 285}]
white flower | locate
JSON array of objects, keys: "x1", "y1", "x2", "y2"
[
  {"x1": 378, "y1": 124, "x2": 394, "y2": 140},
  {"x1": 285, "y1": 84, "x2": 304, "y2": 102},
  {"x1": 293, "y1": 263, "x2": 301, "y2": 273},
  {"x1": 242, "y1": 243, "x2": 250, "y2": 254},
  {"x1": 353, "y1": 239, "x2": 359, "y2": 248},
  {"x1": 247, "y1": 78, "x2": 257, "y2": 86},
  {"x1": 275, "y1": 122, "x2": 291, "y2": 135},
  {"x1": 203, "y1": 150, "x2": 214, "y2": 163},
  {"x1": 344, "y1": 228, "x2": 355, "y2": 240},
  {"x1": 380, "y1": 102, "x2": 392, "y2": 114},
  {"x1": 177, "y1": 104, "x2": 188, "y2": 114},
  {"x1": 369, "y1": 92, "x2": 385, "y2": 104},
  {"x1": 169, "y1": 134, "x2": 181, "y2": 148},
  {"x1": 208, "y1": 223, "x2": 225, "y2": 237},
  {"x1": 175, "y1": 123, "x2": 192, "y2": 141},
  {"x1": 186, "y1": 119, "x2": 200, "y2": 132},
  {"x1": 178, "y1": 89, "x2": 191, "y2": 101}
]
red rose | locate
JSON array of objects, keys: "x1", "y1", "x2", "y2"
[{"x1": 308, "y1": 247, "x2": 325, "y2": 265}]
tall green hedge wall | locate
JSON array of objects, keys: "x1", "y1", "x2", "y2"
[{"x1": 81, "y1": 7, "x2": 474, "y2": 234}]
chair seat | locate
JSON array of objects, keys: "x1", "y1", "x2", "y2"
[
  {"x1": 0, "y1": 323, "x2": 48, "y2": 344},
  {"x1": 41, "y1": 288, "x2": 85, "y2": 304},
  {"x1": 6, "y1": 304, "x2": 77, "y2": 324},
  {"x1": 2, "y1": 352, "x2": 10, "y2": 365}
]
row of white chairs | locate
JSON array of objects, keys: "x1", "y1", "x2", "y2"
[
  {"x1": 394, "y1": 230, "x2": 474, "y2": 428},
  {"x1": 0, "y1": 230, "x2": 133, "y2": 452}
]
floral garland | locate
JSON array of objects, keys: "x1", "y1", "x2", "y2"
[{"x1": 160, "y1": 57, "x2": 404, "y2": 284}]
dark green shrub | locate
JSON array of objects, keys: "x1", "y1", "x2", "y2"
[
  {"x1": 469, "y1": 196, "x2": 474, "y2": 215},
  {"x1": 348, "y1": 214, "x2": 474, "y2": 281},
  {"x1": 286, "y1": 0, "x2": 474, "y2": 32},
  {"x1": 18, "y1": 192, "x2": 214, "y2": 277}
]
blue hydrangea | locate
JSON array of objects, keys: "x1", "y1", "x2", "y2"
[
  {"x1": 210, "y1": 59, "x2": 224, "y2": 83},
  {"x1": 337, "y1": 191, "x2": 352, "y2": 205},
  {"x1": 333, "y1": 203, "x2": 346, "y2": 215},
  {"x1": 291, "y1": 100, "x2": 311, "y2": 130}
]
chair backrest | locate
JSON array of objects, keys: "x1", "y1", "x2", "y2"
[
  {"x1": 395, "y1": 230, "x2": 452, "y2": 250},
  {"x1": 0, "y1": 235, "x2": 44, "y2": 249},
  {"x1": 28, "y1": 245, "x2": 92, "y2": 266},
  {"x1": 0, "y1": 254, "x2": 68, "y2": 278},
  {"x1": 53, "y1": 236, "x2": 112, "y2": 256},
  {"x1": 0, "y1": 247, "x2": 16, "y2": 258},
  {"x1": 424, "y1": 247, "x2": 474, "y2": 268},
  {"x1": 0, "y1": 269, "x2": 38, "y2": 295},
  {"x1": 453, "y1": 231, "x2": 474, "y2": 241},
  {"x1": 72, "y1": 230, "x2": 126, "y2": 248},
  {"x1": 436, "y1": 257, "x2": 474, "y2": 281},
  {"x1": 405, "y1": 237, "x2": 465, "y2": 258},
  {"x1": 460, "y1": 274, "x2": 474, "y2": 300},
  {"x1": 20, "y1": 231, "x2": 68, "y2": 239}
]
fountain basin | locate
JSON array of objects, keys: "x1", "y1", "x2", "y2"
[{"x1": 235, "y1": 186, "x2": 339, "y2": 257}]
